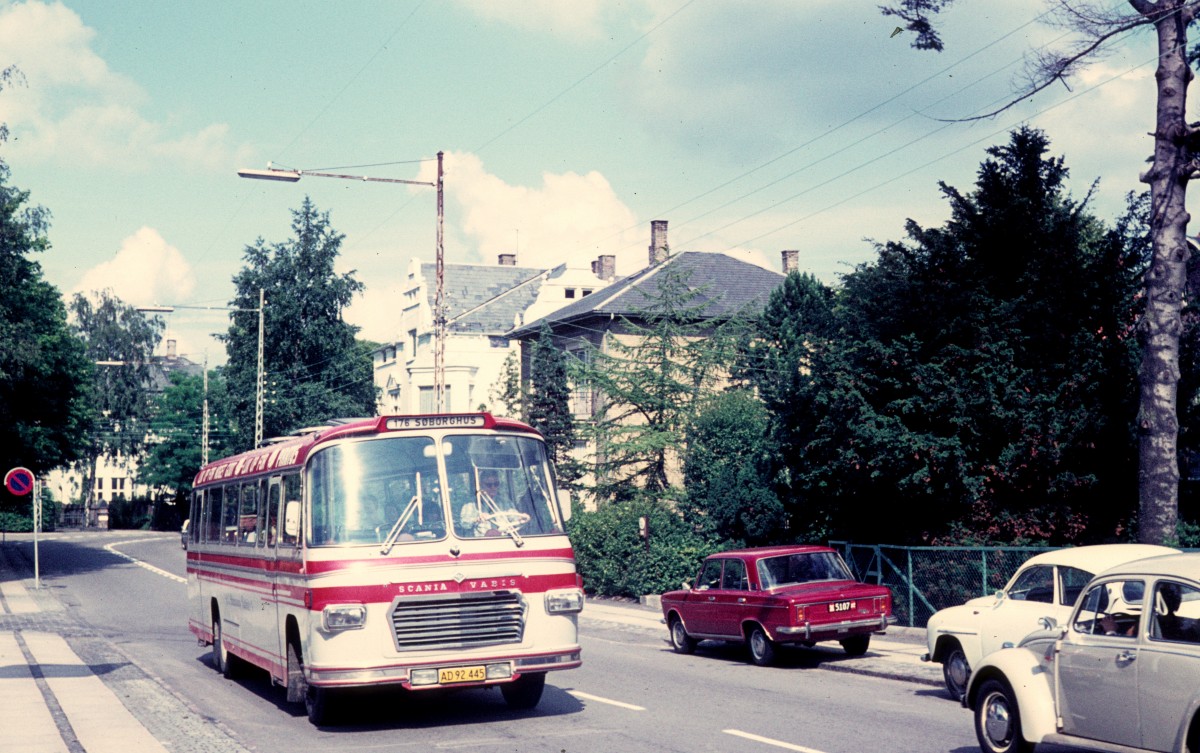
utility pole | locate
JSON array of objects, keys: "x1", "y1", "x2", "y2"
[
  {"x1": 255, "y1": 288, "x2": 265, "y2": 448},
  {"x1": 201, "y1": 354, "x2": 210, "y2": 467},
  {"x1": 435, "y1": 151, "x2": 446, "y2": 412}
]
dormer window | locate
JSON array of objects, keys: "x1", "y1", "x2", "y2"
[{"x1": 565, "y1": 288, "x2": 576, "y2": 299}]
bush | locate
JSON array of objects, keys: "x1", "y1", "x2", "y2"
[
  {"x1": 568, "y1": 496, "x2": 720, "y2": 598},
  {"x1": 107, "y1": 496, "x2": 151, "y2": 530}
]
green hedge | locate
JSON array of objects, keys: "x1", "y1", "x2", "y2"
[{"x1": 568, "y1": 497, "x2": 719, "y2": 597}]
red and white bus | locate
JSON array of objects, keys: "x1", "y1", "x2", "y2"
[{"x1": 185, "y1": 413, "x2": 583, "y2": 724}]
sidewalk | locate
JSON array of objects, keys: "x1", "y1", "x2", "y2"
[
  {"x1": 580, "y1": 596, "x2": 945, "y2": 688},
  {"x1": 0, "y1": 538, "x2": 251, "y2": 753}
]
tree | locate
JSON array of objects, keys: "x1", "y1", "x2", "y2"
[
  {"x1": 224, "y1": 197, "x2": 376, "y2": 451},
  {"x1": 0, "y1": 66, "x2": 92, "y2": 480},
  {"x1": 69, "y1": 290, "x2": 164, "y2": 509},
  {"x1": 767, "y1": 128, "x2": 1145, "y2": 543},
  {"x1": 575, "y1": 262, "x2": 742, "y2": 500},
  {"x1": 0, "y1": 169, "x2": 92, "y2": 478},
  {"x1": 683, "y1": 389, "x2": 785, "y2": 546},
  {"x1": 881, "y1": 0, "x2": 1198, "y2": 543},
  {"x1": 489, "y1": 350, "x2": 525, "y2": 418},
  {"x1": 142, "y1": 368, "x2": 231, "y2": 508},
  {"x1": 733, "y1": 271, "x2": 837, "y2": 540},
  {"x1": 526, "y1": 322, "x2": 583, "y2": 486}
]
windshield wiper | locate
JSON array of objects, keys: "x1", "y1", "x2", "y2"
[
  {"x1": 381, "y1": 490, "x2": 422, "y2": 556},
  {"x1": 478, "y1": 489, "x2": 524, "y2": 547}
]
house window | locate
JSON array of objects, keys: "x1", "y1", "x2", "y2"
[
  {"x1": 408, "y1": 329, "x2": 418, "y2": 355},
  {"x1": 565, "y1": 288, "x2": 576, "y2": 299},
  {"x1": 568, "y1": 349, "x2": 595, "y2": 418},
  {"x1": 582, "y1": 289, "x2": 592, "y2": 296},
  {"x1": 419, "y1": 386, "x2": 451, "y2": 413}
]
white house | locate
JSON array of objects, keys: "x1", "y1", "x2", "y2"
[{"x1": 372, "y1": 253, "x2": 616, "y2": 416}]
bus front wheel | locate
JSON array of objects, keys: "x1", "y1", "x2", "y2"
[
  {"x1": 288, "y1": 639, "x2": 335, "y2": 725},
  {"x1": 500, "y1": 672, "x2": 546, "y2": 709}
]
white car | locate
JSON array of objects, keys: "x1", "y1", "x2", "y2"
[
  {"x1": 967, "y1": 552, "x2": 1200, "y2": 753},
  {"x1": 923, "y1": 543, "x2": 1177, "y2": 699}
]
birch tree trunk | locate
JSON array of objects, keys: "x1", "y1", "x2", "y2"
[{"x1": 1134, "y1": 0, "x2": 1193, "y2": 544}]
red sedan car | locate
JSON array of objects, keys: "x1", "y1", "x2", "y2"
[{"x1": 661, "y1": 545, "x2": 894, "y2": 666}]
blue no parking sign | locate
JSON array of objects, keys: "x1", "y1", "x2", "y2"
[{"x1": 5, "y1": 467, "x2": 35, "y2": 496}]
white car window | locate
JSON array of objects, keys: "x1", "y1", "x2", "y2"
[
  {"x1": 1058, "y1": 566, "x2": 1093, "y2": 606},
  {"x1": 1074, "y1": 580, "x2": 1142, "y2": 638},
  {"x1": 1151, "y1": 581, "x2": 1200, "y2": 644},
  {"x1": 1008, "y1": 565, "x2": 1054, "y2": 603}
]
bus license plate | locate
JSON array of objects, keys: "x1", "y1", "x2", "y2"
[
  {"x1": 438, "y1": 665, "x2": 487, "y2": 685},
  {"x1": 828, "y1": 601, "x2": 855, "y2": 613}
]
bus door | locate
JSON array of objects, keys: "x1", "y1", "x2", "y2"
[{"x1": 261, "y1": 476, "x2": 285, "y2": 673}]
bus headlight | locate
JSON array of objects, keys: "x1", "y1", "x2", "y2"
[
  {"x1": 545, "y1": 589, "x2": 584, "y2": 614},
  {"x1": 322, "y1": 604, "x2": 367, "y2": 631}
]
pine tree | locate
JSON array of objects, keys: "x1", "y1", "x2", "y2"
[{"x1": 527, "y1": 322, "x2": 582, "y2": 486}]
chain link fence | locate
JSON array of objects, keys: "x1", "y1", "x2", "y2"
[{"x1": 830, "y1": 542, "x2": 1053, "y2": 628}]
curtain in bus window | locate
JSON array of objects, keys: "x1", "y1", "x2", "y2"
[
  {"x1": 307, "y1": 436, "x2": 440, "y2": 546},
  {"x1": 280, "y1": 474, "x2": 301, "y2": 548}
]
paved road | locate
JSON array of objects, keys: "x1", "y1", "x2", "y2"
[{"x1": 2, "y1": 529, "x2": 974, "y2": 753}]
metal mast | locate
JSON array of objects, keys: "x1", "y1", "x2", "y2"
[{"x1": 434, "y1": 151, "x2": 446, "y2": 412}]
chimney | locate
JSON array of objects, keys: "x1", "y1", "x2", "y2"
[
  {"x1": 167, "y1": 339, "x2": 177, "y2": 358},
  {"x1": 649, "y1": 220, "x2": 669, "y2": 266},
  {"x1": 591, "y1": 254, "x2": 616, "y2": 281},
  {"x1": 781, "y1": 249, "x2": 799, "y2": 274},
  {"x1": 498, "y1": 253, "x2": 516, "y2": 266}
]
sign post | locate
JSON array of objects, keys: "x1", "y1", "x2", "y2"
[{"x1": 5, "y1": 467, "x2": 40, "y2": 588}]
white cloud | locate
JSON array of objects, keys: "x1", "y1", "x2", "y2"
[
  {"x1": 0, "y1": 0, "x2": 243, "y2": 170},
  {"x1": 72, "y1": 226, "x2": 195, "y2": 305},
  {"x1": 413, "y1": 151, "x2": 646, "y2": 275},
  {"x1": 457, "y1": 0, "x2": 617, "y2": 39}
]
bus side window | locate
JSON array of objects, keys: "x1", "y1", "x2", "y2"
[
  {"x1": 219, "y1": 486, "x2": 235, "y2": 544},
  {"x1": 191, "y1": 490, "x2": 202, "y2": 545},
  {"x1": 240, "y1": 482, "x2": 259, "y2": 545},
  {"x1": 208, "y1": 486, "x2": 226, "y2": 544},
  {"x1": 263, "y1": 478, "x2": 281, "y2": 548}
]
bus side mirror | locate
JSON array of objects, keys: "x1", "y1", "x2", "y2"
[{"x1": 284, "y1": 501, "x2": 301, "y2": 539}]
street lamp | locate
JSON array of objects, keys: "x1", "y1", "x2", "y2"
[{"x1": 238, "y1": 156, "x2": 447, "y2": 411}]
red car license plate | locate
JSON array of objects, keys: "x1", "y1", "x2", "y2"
[{"x1": 828, "y1": 600, "x2": 856, "y2": 613}]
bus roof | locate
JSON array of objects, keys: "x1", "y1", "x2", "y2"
[{"x1": 192, "y1": 413, "x2": 541, "y2": 487}]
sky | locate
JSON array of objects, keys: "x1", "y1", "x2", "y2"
[{"x1": 0, "y1": 0, "x2": 1168, "y2": 365}]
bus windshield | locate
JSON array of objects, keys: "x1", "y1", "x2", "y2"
[{"x1": 306, "y1": 432, "x2": 563, "y2": 547}]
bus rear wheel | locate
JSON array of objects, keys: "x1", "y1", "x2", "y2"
[
  {"x1": 212, "y1": 612, "x2": 240, "y2": 679},
  {"x1": 500, "y1": 672, "x2": 546, "y2": 709}
]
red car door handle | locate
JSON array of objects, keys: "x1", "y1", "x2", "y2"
[{"x1": 738, "y1": 598, "x2": 747, "y2": 603}]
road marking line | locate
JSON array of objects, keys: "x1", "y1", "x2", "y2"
[
  {"x1": 567, "y1": 690, "x2": 646, "y2": 710},
  {"x1": 724, "y1": 729, "x2": 829, "y2": 753},
  {"x1": 105, "y1": 540, "x2": 186, "y2": 584}
]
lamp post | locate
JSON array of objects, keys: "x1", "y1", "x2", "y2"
[{"x1": 238, "y1": 155, "x2": 447, "y2": 411}]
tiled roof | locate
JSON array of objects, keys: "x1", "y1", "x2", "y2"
[
  {"x1": 510, "y1": 251, "x2": 783, "y2": 336},
  {"x1": 419, "y1": 262, "x2": 550, "y2": 335}
]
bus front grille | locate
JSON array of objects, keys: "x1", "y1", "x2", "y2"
[{"x1": 390, "y1": 591, "x2": 525, "y2": 651}]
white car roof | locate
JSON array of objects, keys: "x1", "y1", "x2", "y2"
[
  {"x1": 1020, "y1": 543, "x2": 1179, "y2": 573},
  {"x1": 1096, "y1": 551, "x2": 1200, "y2": 581}
]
